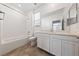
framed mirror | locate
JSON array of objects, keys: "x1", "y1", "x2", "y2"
[
  {"x1": 52, "y1": 19, "x2": 64, "y2": 31},
  {"x1": 67, "y1": 3, "x2": 78, "y2": 26}
]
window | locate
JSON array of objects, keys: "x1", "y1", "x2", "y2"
[
  {"x1": 34, "y1": 12, "x2": 40, "y2": 27},
  {"x1": 52, "y1": 20, "x2": 62, "y2": 31}
]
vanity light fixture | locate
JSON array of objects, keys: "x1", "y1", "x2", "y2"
[{"x1": 0, "y1": 11, "x2": 5, "y2": 20}]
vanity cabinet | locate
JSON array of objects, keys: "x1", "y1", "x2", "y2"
[
  {"x1": 36, "y1": 33, "x2": 50, "y2": 52},
  {"x1": 36, "y1": 33, "x2": 79, "y2": 56},
  {"x1": 62, "y1": 40, "x2": 79, "y2": 56},
  {"x1": 50, "y1": 35, "x2": 79, "y2": 56},
  {"x1": 50, "y1": 37, "x2": 61, "y2": 56}
]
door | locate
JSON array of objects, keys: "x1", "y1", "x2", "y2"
[
  {"x1": 37, "y1": 33, "x2": 50, "y2": 52},
  {"x1": 50, "y1": 38, "x2": 61, "y2": 56},
  {"x1": 62, "y1": 40, "x2": 78, "y2": 56}
]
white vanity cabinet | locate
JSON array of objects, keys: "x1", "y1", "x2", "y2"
[
  {"x1": 36, "y1": 32, "x2": 79, "y2": 56},
  {"x1": 62, "y1": 40, "x2": 79, "y2": 56},
  {"x1": 36, "y1": 33, "x2": 50, "y2": 52},
  {"x1": 50, "y1": 36, "x2": 61, "y2": 56},
  {"x1": 50, "y1": 35, "x2": 79, "y2": 56}
]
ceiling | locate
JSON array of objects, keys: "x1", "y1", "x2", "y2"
[
  {"x1": 3, "y1": 3, "x2": 73, "y2": 16},
  {"x1": 4, "y1": 3, "x2": 44, "y2": 15}
]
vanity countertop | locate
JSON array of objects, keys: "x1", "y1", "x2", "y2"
[{"x1": 35, "y1": 31, "x2": 79, "y2": 38}]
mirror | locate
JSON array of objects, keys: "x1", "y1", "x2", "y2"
[
  {"x1": 67, "y1": 3, "x2": 78, "y2": 26},
  {"x1": 52, "y1": 19, "x2": 64, "y2": 31},
  {"x1": 70, "y1": 4, "x2": 76, "y2": 18}
]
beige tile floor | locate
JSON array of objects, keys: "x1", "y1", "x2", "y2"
[{"x1": 4, "y1": 43, "x2": 53, "y2": 56}]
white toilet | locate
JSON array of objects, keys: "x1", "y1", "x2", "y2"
[{"x1": 29, "y1": 37, "x2": 37, "y2": 47}]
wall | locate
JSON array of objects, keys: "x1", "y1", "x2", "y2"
[
  {"x1": 37, "y1": 3, "x2": 79, "y2": 35},
  {"x1": 0, "y1": 4, "x2": 29, "y2": 55},
  {"x1": 26, "y1": 3, "x2": 79, "y2": 35},
  {"x1": 32, "y1": 3, "x2": 73, "y2": 32}
]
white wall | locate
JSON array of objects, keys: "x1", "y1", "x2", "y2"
[
  {"x1": 26, "y1": 3, "x2": 79, "y2": 35},
  {"x1": 31, "y1": 3, "x2": 73, "y2": 32},
  {"x1": 38, "y1": 3, "x2": 79, "y2": 35}
]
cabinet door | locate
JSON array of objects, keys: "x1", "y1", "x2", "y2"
[
  {"x1": 37, "y1": 34, "x2": 50, "y2": 52},
  {"x1": 50, "y1": 38, "x2": 61, "y2": 56},
  {"x1": 62, "y1": 40, "x2": 78, "y2": 56},
  {"x1": 37, "y1": 37, "x2": 42, "y2": 49},
  {"x1": 42, "y1": 36, "x2": 50, "y2": 52}
]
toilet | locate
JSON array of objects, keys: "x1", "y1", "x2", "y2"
[{"x1": 29, "y1": 37, "x2": 37, "y2": 47}]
